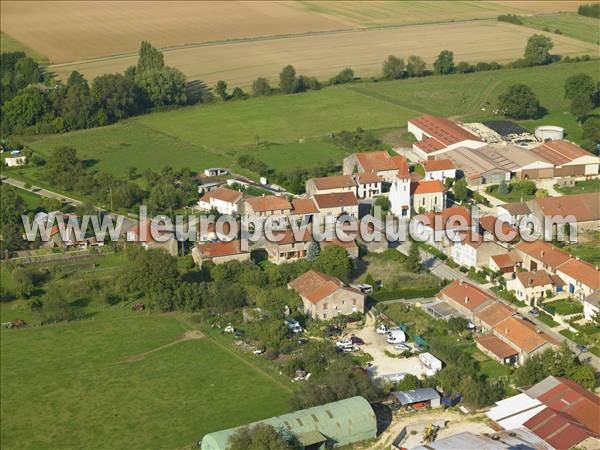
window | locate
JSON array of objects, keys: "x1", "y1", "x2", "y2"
[
  {"x1": 323, "y1": 303, "x2": 328, "y2": 310},
  {"x1": 353, "y1": 299, "x2": 356, "y2": 305}
]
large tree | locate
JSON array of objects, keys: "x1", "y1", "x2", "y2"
[
  {"x1": 136, "y1": 41, "x2": 165, "y2": 73},
  {"x1": 314, "y1": 245, "x2": 352, "y2": 282},
  {"x1": 279, "y1": 65, "x2": 298, "y2": 94},
  {"x1": 433, "y1": 50, "x2": 454, "y2": 75},
  {"x1": 62, "y1": 71, "x2": 93, "y2": 130},
  {"x1": 523, "y1": 34, "x2": 553, "y2": 66},
  {"x1": 1, "y1": 88, "x2": 50, "y2": 134},
  {"x1": 135, "y1": 66, "x2": 187, "y2": 106},
  {"x1": 571, "y1": 94, "x2": 594, "y2": 122},
  {"x1": 91, "y1": 73, "x2": 141, "y2": 124},
  {"x1": 582, "y1": 117, "x2": 600, "y2": 152},
  {"x1": 452, "y1": 177, "x2": 469, "y2": 203},
  {"x1": 382, "y1": 55, "x2": 405, "y2": 80},
  {"x1": 406, "y1": 55, "x2": 426, "y2": 77},
  {"x1": 251, "y1": 77, "x2": 272, "y2": 96},
  {"x1": 564, "y1": 73, "x2": 596, "y2": 100},
  {"x1": 498, "y1": 84, "x2": 541, "y2": 119}
]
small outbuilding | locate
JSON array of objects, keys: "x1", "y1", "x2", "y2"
[
  {"x1": 200, "y1": 396, "x2": 377, "y2": 450},
  {"x1": 392, "y1": 388, "x2": 441, "y2": 409}
]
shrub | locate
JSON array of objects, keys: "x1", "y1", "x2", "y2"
[{"x1": 497, "y1": 14, "x2": 523, "y2": 24}]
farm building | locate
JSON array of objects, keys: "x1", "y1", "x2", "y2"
[
  {"x1": 440, "y1": 146, "x2": 510, "y2": 185},
  {"x1": 423, "y1": 159, "x2": 456, "y2": 181},
  {"x1": 199, "y1": 396, "x2": 377, "y2": 450},
  {"x1": 197, "y1": 187, "x2": 243, "y2": 215},
  {"x1": 392, "y1": 388, "x2": 441, "y2": 409},
  {"x1": 530, "y1": 140, "x2": 599, "y2": 177},
  {"x1": 191, "y1": 240, "x2": 250, "y2": 267},
  {"x1": 487, "y1": 376, "x2": 600, "y2": 450},
  {"x1": 407, "y1": 115, "x2": 485, "y2": 160}
]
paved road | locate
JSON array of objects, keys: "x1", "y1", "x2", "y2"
[{"x1": 1, "y1": 176, "x2": 84, "y2": 208}]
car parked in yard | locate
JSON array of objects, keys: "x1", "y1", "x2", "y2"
[
  {"x1": 285, "y1": 319, "x2": 303, "y2": 334},
  {"x1": 394, "y1": 343, "x2": 410, "y2": 351},
  {"x1": 336, "y1": 339, "x2": 353, "y2": 349},
  {"x1": 350, "y1": 336, "x2": 364, "y2": 346},
  {"x1": 529, "y1": 308, "x2": 540, "y2": 317}
]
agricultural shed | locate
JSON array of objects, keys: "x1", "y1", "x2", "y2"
[
  {"x1": 392, "y1": 388, "x2": 441, "y2": 408},
  {"x1": 199, "y1": 396, "x2": 376, "y2": 449}
]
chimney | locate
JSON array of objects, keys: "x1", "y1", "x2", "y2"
[
  {"x1": 505, "y1": 328, "x2": 510, "y2": 334},
  {"x1": 464, "y1": 296, "x2": 469, "y2": 304},
  {"x1": 541, "y1": 251, "x2": 545, "y2": 257}
]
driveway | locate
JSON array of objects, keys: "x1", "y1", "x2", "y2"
[{"x1": 354, "y1": 312, "x2": 429, "y2": 380}]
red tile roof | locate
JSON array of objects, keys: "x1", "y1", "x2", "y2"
[
  {"x1": 289, "y1": 270, "x2": 360, "y2": 304},
  {"x1": 270, "y1": 228, "x2": 311, "y2": 245},
  {"x1": 410, "y1": 179, "x2": 445, "y2": 195},
  {"x1": 515, "y1": 241, "x2": 571, "y2": 270},
  {"x1": 423, "y1": 159, "x2": 455, "y2": 172},
  {"x1": 476, "y1": 333, "x2": 518, "y2": 359},
  {"x1": 493, "y1": 316, "x2": 555, "y2": 354},
  {"x1": 245, "y1": 195, "x2": 292, "y2": 213},
  {"x1": 439, "y1": 280, "x2": 494, "y2": 312},
  {"x1": 199, "y1": 187, "x2": 242, "y2": 204},
  {"x1": 311, "y1": 175, "x2": 355, "y2": 190},
  {"x1": 557, "y1": 258, "x2": 600, "y2": 290},
  {"x1": 479, "y1": 215, "x2": 519, "y2": 239},
  {"x1": 353, "y1": 151, "x2": 409, "y2": 177},
  {"x1": 354, "y1": 171, "x2": 382, "y2": 184},
  {"x1": 531, "y1": 139, "x2": 592, "y2": 166},
  {"x1": 515, "y1": 270, "x2": 564, "y2": 289},
  {"x1": 490, "y1": 253, "x2": 518, "y2": 269},
  {"x1": 414, "y1": 137, "x2": 447, "y2": 154},
  {"x1": 313, "y1": 192, "x2": 358, "y2": 209},
  {"x1": 409, "y1": 115, "x2": 481, "y2": 147},
  {"x1": 197, "y1": 240, "x2": 247, "y2": 258},
  {"x1": 421, "y1": 206, "x2": 472, "y2": 231},
  {"x1": 291, "y1": 198, "x2": 319, "y2": 215},
  {"x1": 476, "y1": 302, "x2": 514, "y2": 328},
  {"x1": 535, "y1": 193, "x2": 600, "y2": 223}
]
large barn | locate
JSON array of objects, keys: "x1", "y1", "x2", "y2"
[{"x1": 199, "y1": 396, "x2": 377, "y2": 449}]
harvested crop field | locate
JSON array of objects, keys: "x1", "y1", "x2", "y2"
[
  {"x1": 0, "y1": 0, "x2": 345, "y2": 63},
  {"x1": 299, "y1": 0, "x2": 586, "y2": 27},
  {"x1": 47, "y1": 21, "x2": 596, "y2": 88}
]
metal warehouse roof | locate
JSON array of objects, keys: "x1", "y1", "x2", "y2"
[
  {"x1": 200, "y1": 396, "x2": 376, "y2": 450},
  {"x1": 392, "y1": 388, "x2": 440, "y2": 405}
]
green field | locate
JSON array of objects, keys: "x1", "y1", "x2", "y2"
[
  {"x1": 26, "y1": 60, "x2": 599, "y2": 182},
  {"x1": 0, "y1": 32, "x2": 48, "y2": 63},
  {"x1": 0, "y1": 314, "x2": 292, "y2": 449},
  {"x1": 564, "y1": 232, "x2": 600, "y2": 266},
  {"x1": 555, "y1": 178, "x2": 600, "y2": 195},
  {"x1": 520, "y1": 13, "x2": 600, "y2": 45}
]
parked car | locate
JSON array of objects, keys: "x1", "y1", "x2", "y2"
[
  {"x1": 529, "y1": 308, "x2": 540, "y2": 317},
  {"x1": 252, "y1": 348, "x2": 264, "y2": 355},
  {"x1": 342, "y1": 345, "x2": 358, "y2": 353},
  {"x1": 576, "y1": 344, "x2": 589, "y2": 353},
  {"x1": 376, "y1": 324, "x2": 388, "y2": 335},
  {"x1": 387, "y1": 330, "x2": 407, "y2": 345},
  {"x1": 394, "y1": 343, "x2": 410, "y2": 351},
  {"x1": 224, "y1": 325, "x2": 235, "y2": 333},
  {"x1": 350, "y1": 336, "x2": 364, "y2": 346},
  {"x1": 285, "y1": 319, "x2": 303, "y2": 334},
  {"x1": 336, "y1": 339, "x2": 353, "y2": 349}
]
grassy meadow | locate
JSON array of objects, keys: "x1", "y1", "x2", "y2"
[
  {"x1": 0, "y1": 314, "x2": 293, "y2": 449},
  {"x1": 26, "y1": 60, "x2": 599, "y2": 183},
  {"x1": 520, "y1": 13, "x2": 600, "y2": 45}
]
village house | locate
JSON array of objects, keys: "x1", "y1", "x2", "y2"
[
  {"x1": 342, "y1": 151, "x2": 409, "y2": 183},
  {"x1": 353, "y1": 172, "x2": 383, "y2": 199},
  {"x1": 416, "y1": 206, "x2": 473, "y2": 250},
  {"x1": 191, "y1": 240, "x2": 250, "y2": 267},
  {"x1": 491, "y1": 316, "x2": 557, "y2": 364},
  {"x1": 4, "y1": 153, "x2": 26, "y2": 167},
  {"x1": 506, "y1": 270, "x2": 565, "y2": 305},
  {"x1": 305, "y1": 175, "x2": 355, "y2": 196},
  {"x1": 478, "y1": 214, "x2": 520, "y2": 244},
  {"x1": 127, "y1": 220, "x2": 178, "y2": 256},
  {"x1": 410, "y1": 179, "x2": 445, "y2": 213},
  {"x1": 514, "y1": 241, "x2": 571, "y2": 274},
  {"x1": 197, "y1": 187, "x2": 243, "y2": 215},
  {"x1": 289, "y1": 197, "x2": 319, "y2": 223},
  {"x1": 407, "y1": 115, "x2": 485, "y2": 161},
  {"x1": 450, "y1": 231, "x2": 505, "y2": 268},
  {"x1": 555, "y1": 258, "x2": 600, "y2": 300},
  {"x1": 437, "y1": 280, "x2": 495, "y2": 319},
  {"x1": 475, "y1": 333, "x2": 519, "y2": 366},
  {"x1": 312, "y1": 192, "x2": 359, "y2": 223},
  {"x1": 496, "y1": 202, "x2": 532, "y2": 227},
  {"x1": 288, "y1": 270, "x2": 365, "y2": 320},
  {"x1": 489, "y1": 251, "x2": 522, "y2": 276},
  {"x1": 423, "y1": 159, "x2": 456, "y2": 181},
  {"x1": 264, "y1": 229, "x2": 312, "y2": 264},
  {"x1": 243, "y1": 195, "x2": 293, "y2": 217},
  {"x1": 474, "y1": 302, "x2": 515, "y2": 332}
]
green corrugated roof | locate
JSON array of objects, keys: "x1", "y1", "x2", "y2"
[{"x1": 200, "y1": 396, "x2": 376, "y2": 450}]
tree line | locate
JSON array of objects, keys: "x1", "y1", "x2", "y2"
[{"x1": 1, "y1": 42, "x2": 194, "y2": 136}]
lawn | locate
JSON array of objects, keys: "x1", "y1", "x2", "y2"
[
  {"x1": 537, "y1": 311, "x2": 560, "y2": 328},
  {"x1": 485, "y1": 184, "x2": 536, "y2": 203},
  {"x1": 0, "y1": 314, "x2": 293, "y2": 449},
  {"x1": 520, "y1": 13, "x2": 600, "y2": 45},
  {"x1": 24, "y1": 60, "x2": 599, "y2": 186},
  {"x1": 544, "y1": 298, "x2": 584, "y2": 316},
  {"x1": 563, "y1": 232, "x2": 600, "y2": 266},
  {"x1": 555, "y1": 178, "x2": 600, "y2": 195}
]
